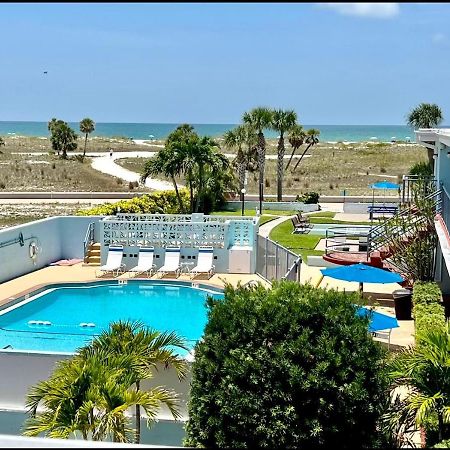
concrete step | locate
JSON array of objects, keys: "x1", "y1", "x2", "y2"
[
  {"x1": 87, "y1": 256, "x2": 101, "y2": 264},
  {"x1": 88, "y1": 250, "x2": 101, "y2": 257},
  {"x1": 89, "y1": 243, "x2": 101, "y2": 250}
]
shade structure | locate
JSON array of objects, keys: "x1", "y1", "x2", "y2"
[
  {"x1": 357, "y1": 307, "x2": 399, "y2": 332},
  {"x1": 320, "y1": 263, "x2": 404, "y2": 284},
  {"x1": 370, "y1": 180, "x2": 399, "y2": 190}
]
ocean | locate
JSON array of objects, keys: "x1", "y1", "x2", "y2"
[{"x1": 0, "y1": 121, "x2": 420, "y2": 143}]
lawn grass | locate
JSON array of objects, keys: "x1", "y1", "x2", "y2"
[
  {"x1": 307, "y1": 211, "x2": 336, "y2": 218},
  {"x1": 258, "y1": 215, "x2": 276, "y2": 226},
  {"x1": 308, "y1": 217, "x2": 373, "y2": 225},
  {"x1": 269, "y1": 219, "x2": 323, "y2": 262}
]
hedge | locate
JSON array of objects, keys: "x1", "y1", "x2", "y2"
[
  {"x1": 77, "y1": 189, "x2": 190, "y2": 216},
  {"x1": 412, "y1": 281, "x2": 446, "y2": 345}
]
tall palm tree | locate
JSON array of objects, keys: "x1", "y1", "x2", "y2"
[
  {"x1": 285, "y1": 124, "x2": 305, "y2": 171},
  {"x1": 193, "y1": 137, "x2": 230, "y2": 212},
  {"x1": 292, "y1": 128, "x2": 320, "y2": 172},
  {"x1": 81, "y1": 320, "x2": 188, "y2": 444},
  {"x1": 271, "y1": 109, "x2": 297, "y2": 201},
  {"x1": 388, "y1": 325, "x2": 450, "y2": 444},
  {"x1": 407, "y1": 103, "x2": 444, "y2": 167},
  {"x1": 79, "y1": 118, "x2": 95, "y2": 159},
  {"x1": 243, "y1": 107, "x2": 273, "y2": 212},
  {"x1": 224, "y1": 126, "x2": 249, "y2": 194}
]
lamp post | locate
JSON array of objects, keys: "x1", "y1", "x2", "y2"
[{"x1": 241, "y1": 188, "x2": 246, "y2": 216}]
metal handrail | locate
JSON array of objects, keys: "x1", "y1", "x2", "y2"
[{"x1": 83, "y1": 222, "x2": 95, "y2": 260}]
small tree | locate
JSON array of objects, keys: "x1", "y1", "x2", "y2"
[
  {"x1": 79, "y1": 118, "x2": 95, "y2": 159},
  {"x1": 185, "y1": 281, "x2": 388, "y2": 448},
  {"x1": 49, "y1": 119, "x2": 78, "y2": 159}
]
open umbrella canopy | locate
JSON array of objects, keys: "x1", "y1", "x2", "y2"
[
  {"x1": 320, "y1": 263, "x2": 404, "y2": 284},
  {"x1": 357, "y1": 307, "x2": 399, "y2": 332},
  {"x1": 370, "y1": 180, "x2": 399, "y2": 190}
]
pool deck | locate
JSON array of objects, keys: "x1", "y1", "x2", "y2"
[{"x1": 0, "y1": 263, "x2": 414, "y2": 349}]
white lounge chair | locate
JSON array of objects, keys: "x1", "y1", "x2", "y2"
[
  {"x1": 190, "y1": 247, "x2": 215, "y2": 279},
  {"x1": 96, "y1": 245, "x2": 126, "y2": 277},
  {"x1": 157, "y1": 247, "x2": 181, "y2": 278},
  {"x1": 128, "y1": 247, "x2": 156, "y2": 277}
]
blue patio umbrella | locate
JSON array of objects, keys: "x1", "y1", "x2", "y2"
[
  {"x1": 357, "y1": 306, "x2": 399, "y2": 332},
  {"x1": 370, "y1": 181, "x2": 399, "y2": 190},
  {"x1": 320, "y1": 263, "x2": 404, "y2": 293}
]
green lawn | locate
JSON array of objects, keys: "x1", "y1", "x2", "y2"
[
  {"x1": 269, "y1": 219, "x2": 324, "y2": 263},
  {"x1": 307, "y1": 211, "x2": 336, "y2": 218},
  {"x1": 258, "y1": 215, "x2": 276, "y2": 226}
]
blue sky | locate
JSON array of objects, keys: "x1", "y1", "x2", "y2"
[{"x1": 1, "y1": 2, "x2": 450, "y2": 124}]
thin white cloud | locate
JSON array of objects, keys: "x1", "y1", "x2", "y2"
[
  {"x1": 432, "y1": 33, "x2": 447, "y2": 44},
  {"x1": 320, "y1": 3, "x2": 400, "y2": 19}
]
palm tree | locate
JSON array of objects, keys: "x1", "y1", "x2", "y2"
[
  {"x1": 81, "y1": 320, "x2": 188, "y2": 444},
  {"x1": 79, "y1": 118, "x2": 95, "y2": 159},
  {"x1": 224, "y1": 127, "x2": 245, "y2": 193},
  {"x1": 243, "y1": 107, "x2": 273, "y2": 212},
  {"x1": 141, "y1": 146, "x2": 185, "y2": 213},
  {"x1": 388, "y1": 325, "x2": 450, "y2": 444},
  {"x1": 285, "y1": 124, "x2": 305, "y2": 171},
  {"x1": 48, "y1": 120, "x2": 78, "y2": 159},
  {"x1": 407, "y1": 103, "x2": 444, "y2": 166},
  {"x1": 292, "y1": 128, "x2": 320, "y2": 172},
  {"x1": 24, "y1": 323, "x2": 187, "y2": 443},
  {"x1": 193, "y1": 137, "x2": 230, "y2": 212},
  {"x1": 271, "y1": 109, "x2": 297, "y2": 201}
]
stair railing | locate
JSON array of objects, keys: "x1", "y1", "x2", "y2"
[{"x1": 83, "y1": 222, "x2": 95, "y2": 261}]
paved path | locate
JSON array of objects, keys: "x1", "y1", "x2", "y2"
[{"x1": 258, "y1": 215, "x2": 292, "y2": 238}]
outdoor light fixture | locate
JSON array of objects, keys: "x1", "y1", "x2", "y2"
[{"x1": 241, "y1": 188, "x2": 246, "y2": 216}]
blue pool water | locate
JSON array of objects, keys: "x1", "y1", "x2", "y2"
[{"x1": 0, "y1": 282, "x2": 223, "y2": 355}]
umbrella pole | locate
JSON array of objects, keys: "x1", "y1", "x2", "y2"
[{"x1": 359, "y1": 282, "x2": 363, "y2": 296}]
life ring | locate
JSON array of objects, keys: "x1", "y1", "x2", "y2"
[{"x1": 29, "y1": 241, "x2": 38, "y2": 259}]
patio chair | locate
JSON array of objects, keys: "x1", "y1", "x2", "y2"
[
  {"x1": 157, "y1": 246, "x2": 182, "y2": 278},
  {"x1": 96, "y1": 245, "x2": 126, "y2": 277},
  {"x1": 190, "y1": 246, "x2": 215, "y2": 279},
  {"x1": 128, "y1": 247, "x2": 156, "y2": 277}
]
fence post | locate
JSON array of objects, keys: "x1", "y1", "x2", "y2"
[
  {"x1": 264, "y1": 237, "x2": 268, "y2": 280},
  {"x1": 275, "y1": 244, "x2": 279, "y2": 280}
]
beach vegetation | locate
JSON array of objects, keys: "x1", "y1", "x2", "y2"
[
  {"x1": 185, "y1": 281, "x2": 388, "y2": 448},
  {"x1": 270, "y1": 109, "x2": 297, "y2": 201},
  {"x1": 0, "y1": 136, "x2": 4, "y2": 154},
  {"x1": 23, "y1": 321, "x2": 187, "y2": 443},
  {"x1": 79, "y1": 118, "x2": 95, "y2": 159},
  {"x1": 410, "y1": 161, "x2": 433, "y2": 178}
]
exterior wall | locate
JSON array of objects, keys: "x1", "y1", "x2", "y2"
[
  {"x1": 0, "y1": 217, "x2": 103, "y2": 284},
  {"x1": 224, "y1": 200, "x2": 319, "y2": 212}
]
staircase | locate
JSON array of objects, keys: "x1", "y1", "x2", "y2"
[
  {"x1": 84, "y1": 242, "x2": 101, "y2": 266},
  {"x1": 83, "y1": 222, "x2": 100, "y2": 265},
  {"x1": 366, "y1": 180, "x2": 441, "y2": 277}
]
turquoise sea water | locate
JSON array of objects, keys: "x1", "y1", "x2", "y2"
[
  {"x1": 0, "y1": 282, "x2": 223, "y2": 354},
  {"x1": 0, "y1": 121, "x2": 422, "y2": 143}
]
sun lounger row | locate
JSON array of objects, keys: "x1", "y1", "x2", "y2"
[{"x1": 95, "y1": 245, "x2": 215, "y2": 279}]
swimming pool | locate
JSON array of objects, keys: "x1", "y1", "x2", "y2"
[{"x1": 0, "y1": 281, "x2": 224, "y2": 355}]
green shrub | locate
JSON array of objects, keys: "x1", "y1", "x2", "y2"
[
  {"x1": 185, "y1": 281, "x2": 388, "y2": 448},
  {"x1": 77, "y1": 189, "x2": 190, "y2": 216},
  {"x1": 297, "y1": 191, "x2": 320, "y2": 204},
  {"x1": 409, "y1": 161, "x2": 433, "y2": 178},
  {"x1": 413, "y1": 281, "x2": 442, "y2": 305},
  {"x1": 434, "y1": 439, "x2": 450, "y2": 448}
]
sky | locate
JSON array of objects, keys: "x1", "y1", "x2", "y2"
[{"x1": 1, "y1": 2, "x2": 450, "y2": 125}]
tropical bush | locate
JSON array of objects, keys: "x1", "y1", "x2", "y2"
[
  {"x1": 409, "y1": 161, "x2": 433, "y2": 178},
  {"x1": 435, "y1": 439, "x2": 450, "y2": 448},
  {"x1": 23, "y1": 321, "x2": 188, "y2": 443},
  {"x1": 77, "y1": 189, "x2": 190, "y2": 216},
  {"x1": 185, "y1": 281, "x2": 388, "y2": 448},
  {"x1": 412, "y1": 281, "x2": 446, "y2": 345},
  {"x1": 297, "y1": 191, "x2": 320, "y2": 204}
]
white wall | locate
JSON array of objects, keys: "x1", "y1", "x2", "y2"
[{"x1": 0, "y1": 216, "x2": 103, "y2": 284}]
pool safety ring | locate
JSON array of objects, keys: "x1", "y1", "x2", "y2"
[{"x1": 29, "y1": 241, "x2": 38, "y2": 260}]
